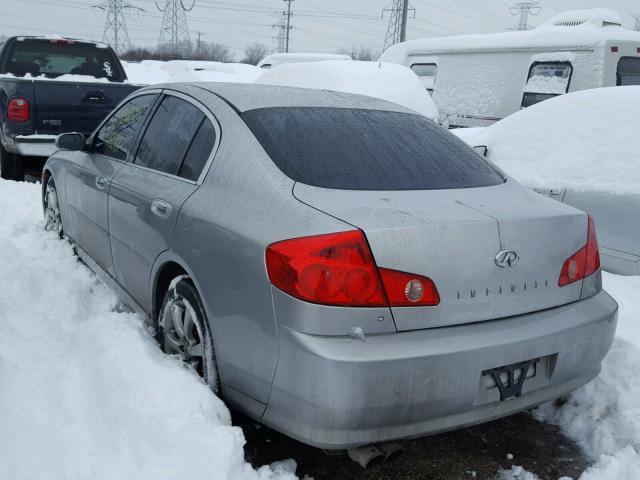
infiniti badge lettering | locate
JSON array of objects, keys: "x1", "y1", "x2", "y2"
[{"x1": 495, "y1": 250, "x2": 519, "y2": 268}]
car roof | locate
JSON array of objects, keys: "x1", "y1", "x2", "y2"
[{"x1": 154, "y1": 82, "x2": 416, "y2": 114}]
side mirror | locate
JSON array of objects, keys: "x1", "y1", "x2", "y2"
[
  {"x1": 474, "y1": 145, "x2": 488, "y2": 157},
  {"x1": 56, "y1": 132, "x2": 85, "y2": 152}
]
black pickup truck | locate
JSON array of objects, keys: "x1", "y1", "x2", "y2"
[{"x1": 0, "y1": 36, "x2": 140, "y2": 180}]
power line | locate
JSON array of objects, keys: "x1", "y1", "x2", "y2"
[
  {"x1": 510, "y1": 2, "x2": 541, "y2": 31},
  {"x1": 156, "y1": 0, "x2": 195, "y2": 56},
  {"x1": 94, "y1": 0, "x2": 144, "y2": 54},
  {"x1": 382, "y1": 0, "x2": 414, "y2": 50}
]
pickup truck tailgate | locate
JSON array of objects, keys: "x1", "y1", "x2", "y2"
[{"x1": 33, "y1": 81, "x2": 139, "y2": 135}]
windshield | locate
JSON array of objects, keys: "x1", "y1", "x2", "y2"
[
  {"x1": 3, "y1": 39, "x2": 124, "y2": 81},
  {"x1": 242, "y1": 107, "x2": 504, "y2": 191}
]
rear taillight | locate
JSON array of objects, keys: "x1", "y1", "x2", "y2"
[
  {"x1": 266, "y1": 230, "x2": 440, "y2": 307},
  {"x1": 558, "y1": 215, "x2": 600, "y2": 287},
  {"x1": 8, "y1": 97, "x2": 30, "y2": 122}
]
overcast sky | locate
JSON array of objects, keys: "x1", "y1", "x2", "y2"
[{"x1": 1, "y1": 0, "x2": 639, "y2": 58}]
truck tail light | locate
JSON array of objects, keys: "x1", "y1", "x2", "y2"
[
  {"x1": 266, "y1": 230, "x2": 440, "y2": 307},
  {"x1": 559, "y1": 215, "x2": 600, "y2": 287},
  {"x1": 8, "y1": 97, "x2": 30, "y2": 122}
]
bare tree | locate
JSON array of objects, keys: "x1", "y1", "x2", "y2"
[
  {"x1": 338, "y1": 47, "x2": 379, "y2": 61},
  {"x1": 121, "y1": 41, "x2": 234, "y2": 63},
  {"x1": 193, "y1": 41, "x2": 234, "y2": 62},
  {"x1": 241, "y1": 43, "x2": 270, "y2": 65}
]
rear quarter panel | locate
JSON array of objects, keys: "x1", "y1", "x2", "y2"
[{"x1": 167, "y1": 87, "x2": 353, "y2": 411}]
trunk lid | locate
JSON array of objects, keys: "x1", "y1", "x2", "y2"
[{"x1": 294, "y1": 181, "x2": 587, "y2": 331}]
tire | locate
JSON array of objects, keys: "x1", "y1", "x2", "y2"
[
  {"x1": 158, "y1": 278, "x2": 220, "y2": 394},
  {"x1": 0, "y1": 144, "x2": 25, "y2": 181},
  {"x1": 43, "y1": 177, "x2": 64, "y2": 239}
]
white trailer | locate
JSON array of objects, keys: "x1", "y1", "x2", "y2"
[{"x1": 380, "y1": 9, "x2": 640, "y2": 127}]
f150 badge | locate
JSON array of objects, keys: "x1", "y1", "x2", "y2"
[{"x1": 43, "y1": 119, "x2": 63, "y2": 127}]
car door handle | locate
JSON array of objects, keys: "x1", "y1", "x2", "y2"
[
  {"x1": 95, "y1": 176, "x2": 108, "y2": 190},
  {"x1": 151, "y1": 199, "x2": 173, "y2": 219}
]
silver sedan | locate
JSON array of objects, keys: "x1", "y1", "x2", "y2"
[{"x1": 43, "y1": 83, "x2": 617, "y2": 450}]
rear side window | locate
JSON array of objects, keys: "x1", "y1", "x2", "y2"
[
  {"x1": 135, "y1": 96, "x2": 204, "y2": 176},
  {"x1": 94, "y1": 94, "x2": 156, "y2": 161},
  {"x1": 522, "y1": 62, "x2": 572, "y2": 108},
  {"x1": 242, "y1": 107, "x2": 503, "y2": 191},
  {"x1": 3, "y1": 39, "x2": 125, "y2": 81},
  {"x1": 179, "y1": 118, "x2": 216, "y2": 181},
  {"x1": 617, "y1": 57, "x2": 640, "y2": 86}
]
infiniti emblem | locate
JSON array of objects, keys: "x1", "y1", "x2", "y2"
[{"x1": 495, "y1": 250, "x2": 520, "y2": 268}]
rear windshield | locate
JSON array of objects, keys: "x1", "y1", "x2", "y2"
[
  {"x1": 3, "y1": 40, "x2": 124, "y2": 81},
  {"x1": 242, "y1": 107, "x2": 504, "y2": 190}
]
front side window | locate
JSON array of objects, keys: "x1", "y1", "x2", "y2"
[
  {"x1": 134, "y1": 96, "x2": 205, "y2": 176},
  {"x1": 411, "y1": 63, "x2": 437, "y2": 94},
  {"x1": 4, "y1": 40, "x2": 125, "y2": 81},
  {"x1": 617, "y1": 57, "x2": 640, "y2": 86},
  {"x1": 242, "y1": 107, "x2": 504, "y2": 191},
  {"x1": 522, "y1": 61, "x2": 572, "y2": 108},
  {"x1": 94, "y1": 94, "x2": 156, "y2": 161}
]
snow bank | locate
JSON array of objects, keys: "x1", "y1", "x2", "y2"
[
  {"x1": 122, "y1": 60, "x2": 261, "y2": 85},
  {"x1": 0, "y1": 180, "x2": 297, "y2": 480},
  {"x1": 535, "y1": 273, "x2": 640, "y2": 479},
  {"x1": 256, "y1": 60, "x2": 439, "y2": 120},
  {"x1": 455, "y1": 87, "x2": 640, "y2": 195}
]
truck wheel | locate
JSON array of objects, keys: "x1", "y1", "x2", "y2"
[
  {"x1": 0, "y1": 144, "x2": 25, "y2": 181},
  {"x1": 158, "y1": 278, "x2": 220, "y2": 395}
]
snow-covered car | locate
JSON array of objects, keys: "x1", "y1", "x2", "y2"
[
  {"x1": 454, "y1": 86, "x2": 640, "y2": 275},
  {"x1": 256, "y1": 60, "x2": 439, "y2": 120},
  {"x1": 257, "y1": 52, "x2": 351, "y2": 69},
  {"x1": 43, "y1": 83, "x2": 617, "y2": 450}
]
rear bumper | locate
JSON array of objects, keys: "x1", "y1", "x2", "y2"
[
  {"x1": 263, "y1": 290, "x2": 618, "y2": 449},
  {"x1": 8, "y1": 135, "x2": 57, "y2": 157}
]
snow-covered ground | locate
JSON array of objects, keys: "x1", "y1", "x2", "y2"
[
  {"x1": 0, "y1": 178, "x2": 638, "y2": 480},
  {"x1": 0, "y1": 180, "x2": 297, "y2": 480}
]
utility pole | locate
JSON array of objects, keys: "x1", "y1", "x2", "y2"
[
  {"x1": 400, "y1": 0, "x2": 409, "y2": 42},
  {"x1": 283, "y1": 0, "x2": 294, "y2": 53},
  {"x1": 94, "y1": 0, "x2": 144, "y2": 55},
  {"x1": 272, "y1": 17, "x2": 287, "y2": 54},
  {"x1": 633, "y1": 14, "x2": 640, "y2": 31},
  {"x1": 156, "y1": 0, "x2": 196, "y2": 58},
  {"x1": 510, "y1": 2, "x2": 541, "y2": 31},
  {"x1": 382, "y1": 0, "x2": 415, "y2": 51},
  {"x1": 194, "y1": 31, "x2": 204, "y2": 56}
]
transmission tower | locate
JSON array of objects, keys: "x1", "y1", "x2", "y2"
[
  {"x1": 510, "y1": 2, "x2": 541, "y2": 31},
  {"x1": 156, "y1": 0, "x2": 195, "y2": 57},
  {"x1": 94, "y1": 0, "x2": 143, "y2": 55},
  {"x1": 633, "y1": 14, "x2": 640, "y2": 31},
  {"x1": 382, "y1": 0, "x2": 415, "y2": 51}
]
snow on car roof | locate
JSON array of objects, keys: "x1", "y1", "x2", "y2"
[
  {"x1": 257, "y1": 53, "x2": 352, "y2": 67},
  {"x1": 458, "y1": 86, "x2": 640, "y2": 195},
  {"x1": 255, "y1": 60, "x2": 439, "y2": 119},
  {"x1": 380, "y1": 9, "x2": 640, "y2": 59}
]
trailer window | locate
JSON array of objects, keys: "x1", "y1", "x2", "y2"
[
  {"x1": 411, "y1": 63, "x2": 437, "y2": 94},
  {"x1": 521, "y1": 62, "x2": 572, "y2": 108},
  {"x1": 617, "y1": 57, "x2": 640, "y2": 86}
]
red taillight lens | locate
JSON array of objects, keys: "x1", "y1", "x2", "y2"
[
  {"x1": 266, "y1": 230, "x2": 440, "y2": 307},
  {"x1": 559, "y1": 215, "x2": 600, "y2": 287},
  {"x1": 8, "y1": 97, "x2": 30, "y2": 122}
]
